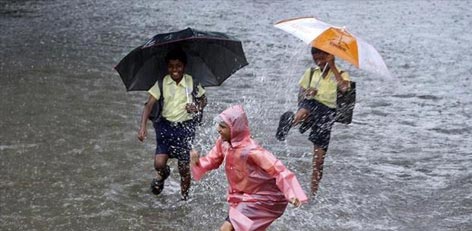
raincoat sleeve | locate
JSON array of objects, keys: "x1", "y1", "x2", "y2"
[
  {"x1": 191, "y1": 139, "x2": 225, "y2": 181},
  {"x1": 250, "y1": 149, "x2": 308, "y2": 203}
]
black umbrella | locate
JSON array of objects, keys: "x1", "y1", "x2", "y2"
[{"x1": 115, "y1": 27, "x2": 249, "y2": 91}]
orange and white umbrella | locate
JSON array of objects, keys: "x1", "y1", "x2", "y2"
[{"x1": 274, "y1": 17, "x2": 391, "y2": 78}]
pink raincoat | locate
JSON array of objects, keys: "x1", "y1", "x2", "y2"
[{"x1": 192, "y1": 105, "x2": 308, "y2": 231}]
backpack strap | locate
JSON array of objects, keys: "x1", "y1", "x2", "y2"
[
  {"x1": 157, "y1": 78, "x2": 164, "y2": 106},
  {"x1": 147, "y1": 79, "x2": 164, "y2": 123},
  {"x1": 308, "y1": 67, "x2": 314, "y2": 87},
  {"x1": 298, "y1": 68, "x2": 315, "y2": 103}
]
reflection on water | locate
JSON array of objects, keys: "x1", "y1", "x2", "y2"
[{"x1": 1, "y1": 0, "x2": 471, "y2": 230}]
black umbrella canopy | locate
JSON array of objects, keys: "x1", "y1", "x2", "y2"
[{"x1": 115, "y1": 27, "x2": 248, "y2": 91}]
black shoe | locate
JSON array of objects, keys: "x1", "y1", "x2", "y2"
[
  {"x1": 276, "y1": 111, "x2": 294, "y2": 141},
  {"x1": 299, "y1": 114, "x2": 314, "y2": 134},
  {"x1": 150, "y1": 165, "x2": 171, "y2": 195},
  {"x1": 181, "y1": 192, "x2": 189, "y2": 201},
  {"x1": 151, "y1": 178, "x2": 165, "y2": 195}
]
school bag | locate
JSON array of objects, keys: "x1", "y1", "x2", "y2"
[{"x1": 335, "y1": 81, "x2": 356, "y2": 124}]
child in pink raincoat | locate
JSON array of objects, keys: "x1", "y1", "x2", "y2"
[{"x1": 190, "y1": 105, "x2": 308, "y2": 231}]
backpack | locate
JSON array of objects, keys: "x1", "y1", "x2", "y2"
[
  {"x1": 147, "y1": 77, "x2": 204, "y2": 124},
  {"x1": 334, "y1": 81, "x2": 356, "y2": 124}
]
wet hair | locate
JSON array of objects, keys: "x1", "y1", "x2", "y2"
[
  {"x1": 165, "y1": 48, "x2": 187, "y2": 65},
  {"x1": 311, "y1": 47, "x2": 328, "y2": 55}
]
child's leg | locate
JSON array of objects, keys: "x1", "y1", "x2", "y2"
[
  {"x1": 311, "y1": 146, "x2": 326, "y2": 195},
  {"x1": 151, "y1": 154, "x2": 170, "y2": 195},
  {"x1": 220, "y1": 221, "x2": 234, "y2": 231},
  {"x1": 154, "y1": 154, "x2": 169, "y2": 180},
  {"x1": 307, "y1": 102, "x2": 335, "y2": 195},
  {"x1": 293, "y1": 108, "x2": 310, "y2": 125},
  {"x1": 178, "y1": 160, "x2": 191, "y2": 200},
  {"x1": 153, "y1": 120, "x2": 171, "y2": 182}
]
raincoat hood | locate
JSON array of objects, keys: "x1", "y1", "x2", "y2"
[{"x1": 219, "y1": 105, "x2": 251, "y2": 148}]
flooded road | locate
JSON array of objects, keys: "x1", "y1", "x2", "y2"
[{"x1": 1, "y1": 0, "x2": 471, "y2": 230}]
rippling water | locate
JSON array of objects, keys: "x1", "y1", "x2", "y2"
[{"x1": 1, "y1": 0, "x2": 471, "y2": 230}]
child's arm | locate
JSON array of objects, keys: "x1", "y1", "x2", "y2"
[
  {"x1": 326, "y1": 55, "x2": 350, "y2": 93},
  {"x1": 250, "y1": 150, "x2": 308, "y2": 204},
  {"x1": 190, "y1": 139, "x2": 225, "y2": 181},
  {"x1": 138, "y1": 95, "x2": 158, "y2": 142}
]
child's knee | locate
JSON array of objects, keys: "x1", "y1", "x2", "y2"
[
  {"x1": 154, "y1": 160, "x2": 167, "y2": 170},
  {"x1": 154, "y1": 154, "x2": 168, "y2": 169},
  {"x1": 294, "y1": 109, "x2": 309, "y2": 123}
]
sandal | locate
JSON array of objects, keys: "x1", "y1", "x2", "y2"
[
  {"x1": 150, "y1": 178, "x2": 165, "y2": 195},
  {"x1": 276, "y1": 111, "x2": 294, "y2": 141},
  {"x1": 150, "y1": 165, "x2": 170, "y2": 195},
  {"x1": 180, "y1": 191, "x2": 189, "y2": 201}
]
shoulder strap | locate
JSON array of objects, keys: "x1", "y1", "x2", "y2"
[
  {"x1": 156, "y1": 76, "x2": 165, "y2": 100},
  {"x1": 298, "y1": 68, "x2": 315, "y2": 103},
  {"x1": 159, "y1": 80, "x2": 164, "y2": 107},
  {"x1": 147, "y1": 79, "x2": 164, "y2": 122},
  {"x1": 308, "y1": 67, "x2": 314, "y2": 87}
]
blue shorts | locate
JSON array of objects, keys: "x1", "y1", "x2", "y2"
[
  {"x1": 298, "y1": 99, "x2": 336, "y2": 150},
  {"x1": 153, "y1": 118, "x2": 196, "y2": 163}
]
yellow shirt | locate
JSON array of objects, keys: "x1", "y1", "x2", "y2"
[
  {"x1": 148, "y1": 74, "x2": 206, "y2": 122},
  {"x1": 298, "y1": 67, "x2": 350, "y2": 109}
]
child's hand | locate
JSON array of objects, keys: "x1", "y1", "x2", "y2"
[
  {"x1": 137, "y1": 127, "x2": 147, "y2": 142},
  {"x1": 290, "y1": 198, "x2": 302, "y2": 207},
  {"x1": 190, "y1": 149, "x2": 200, "y2": 166},
  {"x1": 305, "y1": 87, "x2": 318, "y2": 97},
  {"x1": 338, "y1": 80, "x2": 350, "y2": 93},
  {"x1": 186, "y1": 103, "x2": 198, "y2": 113},
  {"x1": 326, "y1": 54, "x2": 336, "y2": 67}
]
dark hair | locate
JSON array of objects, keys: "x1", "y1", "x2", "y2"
[
  {"x1": 311, "y1": 47, "x2": 327, "y2": 55},
  {"x1": 165, "y1": 48, "x2": 187, "y2": 65}
]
